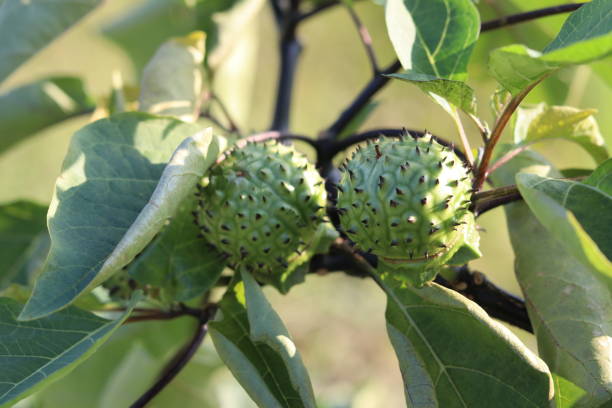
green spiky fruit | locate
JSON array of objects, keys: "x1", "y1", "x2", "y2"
[
  {"x1": 336, "y1": 133, "x2": 481, "y2": 286},
  {"x1": 195, "y1": 141, "x2": 328, "y2": 290}
]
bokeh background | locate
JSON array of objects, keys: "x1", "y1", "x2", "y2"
[{"x1": 2, "y1": 0, "x2": 610, "y2": 407}]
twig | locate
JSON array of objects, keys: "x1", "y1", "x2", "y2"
[
  {"x1": 320, "y1": 4, "x2": 584, "y2": 142},
  {"x1": 322, "y1": 60, "x2": 402, "y2": 138},
  {"x1": 345, "y1": 5, "x2": 379, "y2": 74},
  {"x1": 473, "y1": 78, "x2": 544, "y2": 191},
  {"x1": 270, "y1": 0, "x2": 302, "y2": 131},
  {"x1": 210, "y1": 92, "x2": 241, "y2": 135},
  {"x1": 329, "y1": 240, "x2": 531, "y2": 331},
  {"x1": 471, "y1": 185, "x2": 523, "y2": 216},
  {"x1": 130, "y1": 305, "x2": 218, "y2": 408},
  {"x1": 480, "y1": 3, "x2": 585, "y2": 32},
  {"x1": 297, "y1": 0, "x2": 340, "y2": 22},
  {"x1": 450, "y1": 267, "x2": 532, "y2": 332},
  {"x1": 124, "y1": 304, "x2": 203, "y2": 324}
]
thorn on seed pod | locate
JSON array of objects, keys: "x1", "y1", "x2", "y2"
[
  {"x1": 396, "y1": 188, "x2": 404, "y2": 195},
  {"x1": 389, "y1": 200, "x2": 399, "y2": 208},
  {"x1": 390, "y1": 240, "x2": 398, "y2": 246},
  {"x1": 420, "y1": 197, "x2": 428, "y2": 205},
  {"x1": 419, "y1": 175, "x2": 425, "y2": 184},
  {"x1": 375, "y1": 144, "x2": 382, "y2": 159}
]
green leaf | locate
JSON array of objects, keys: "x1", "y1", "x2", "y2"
[
  {"x1": 384, "y1": 0, "x2": 480, "y2": 114},
  {"x1": 0, "y1": 292, "x2": 140, "y2": 407},
  {"x1": 553, "y1": 374, "x2": 587, "y2": 408},
  {"x1": 210, "y1": 271, "x2": 316, "y2": 408},
  {"x1": 0, "y1": 77, "x2": 95, "y2": 155},
  {"x1": 493, "y1": 151, "x2": 612, "y2": 407},
  {"x1": 384, "y1": 0, "x2": 479, "y2": 80},
  {"x1": 0, "y1": 0, "x2": 101, "y2": 84},
  {"x1": 0, "y1": 201, "x2": 47, "y2": 289},
  {"x1": 489, "y1": 0, "x2": 612, "y2": 95},
  {"x1": 19, "y1": 114, "x2": 226, "y2": 321},
  {"x1": 388, "y1": 72, "x2": 477, "y2": 114},
  {"x1": 30, "y1": 318, "x2": 201, "y2": 407},
  {"x1": 515, "y1": 173, "x2": 612, "y2": 288},
  {"x1": 514, "y1": 103, "x2": 608, "y2": 164},
  {"x1": 139, "y1": 31, "x2": 206, "y2": 122},
  {"x1": 128, "y1": 195, "x2": 226, "y2": 302},
  {"x1": 102, "y1": 0, "x2": 265, "y2": 73},
  {"x1": 380, "y1": 276, "x2": 553, "y2": 407},
  {"x1": 584, "y1": 158, "x2": 612, "y2": 195}
]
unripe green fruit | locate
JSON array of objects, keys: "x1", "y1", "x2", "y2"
[
  {"x1": 336, "y1": 134, "x2": 480, "y2": 285},
  {"x1": 195, "y1": 141, "x2": 327, "y2": 286}
]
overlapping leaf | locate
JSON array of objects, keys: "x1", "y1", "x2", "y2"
[
  {"x1": 381, "y1": 276, "x2": 553, "y2": 407},
  {"x1": 0, "y1": 0, "x2": 101, "y2": 83},
  {"x1": 19, "y1": 114, "x2": 226, "y2": 320},
  {"x1": 210, "y1": 271, "x2": 316, "y2": 408},
  {"x1": 139, "y1": 31, "x2": 206, "y2": 122},
  {"x1": 127, "y1": 196, "x2": 226, "y2": 302},
  {"x1": 0, "y1": 201, "x2": 47, "y2": 290},
  {"x1": 493, "y1": 151, "x2": 612, "y2": 407},
  {"x1": 516, "y1": 173, "x2": 612, "y2": 288},
  {"x1": 0, "y1": 77, "x2": 94, "y2": 155},
  {"x1": 489, "y1": 0, "x2": 612, "y2": 95},
  {"x1": 0, "y1": 293, "x2": 139, "y2": 407},
  {"x1": 385, "y1": 0, "x2": 479, "y2": 114}
]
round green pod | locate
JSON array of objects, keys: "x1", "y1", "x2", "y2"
[
  {"x1": 336, "y1": 133, "x2": 480, "y2": 286},
  {"x1": 195, "y1": 141, "x2": 327, "y2": 287}
]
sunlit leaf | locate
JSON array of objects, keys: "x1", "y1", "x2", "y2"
[
  {"x1": 139, "y1": 31, "x2": 206, "y2": 122},
  {"x1": 514, "y1": 103, "x2": 608, "y2": 164},
  {"x1": 19, "y1": 114, "x2": 226, "y2": 320},
  {"x1": 489, "y1": 0, "x2": 612, "y2": 95},
  {"x1": 210, "y1": 271, "x2": 316, "y2": 408}
]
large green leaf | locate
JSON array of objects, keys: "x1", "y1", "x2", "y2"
[
  {"x1": 139, "y1": 31, "x2": 206, "y2": 122},
  {"x1": 0, "y1": 201, "x2": 47, "y2": 289},
  {"x1": 493, "y1": 151, "x2": 612, "y2": 407},
  {"x1": 0, "y1": 77, "x2": 95, "y2": 155},
  {"x1": 516, "y1": 173, "x2": 612, "y2": 288},
  {"x1": 514, "y1": 103, "x2": 608, "y2": 164},
  {"x1": 387, "y1": 72, "x2": 477, "y2": 114},
  {"x1": 489, "y1": 0, "x2": 612, "y2": 95},
  {"x1": 381, "y1": 276, "x2": 553, "y2": 407},
  {"x1": 19, "y1": 114, "x2": 226, "y2": 321},
  {"x1": 102, "y1": 0, "x2": 264, "y2": 73},
  {"x1": 128, "y1": 196, "x2": 226, "y2": 302},
  {"x1": 210, "y1": 271, "x2": 316, "y2": 408},
  {"x1": 0, "y1": 0, "x2": 101, "y2": 84},
  {"x1": 0, "y1": 293, "x2": 139, "y2": 407},
  {"x1": 384, "y1": 0, "x2": 479, "y2": 114}
]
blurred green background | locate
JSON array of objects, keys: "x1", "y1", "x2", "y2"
[{"x1": 2, "y1": 0, "x2": 610, "y2": 407}]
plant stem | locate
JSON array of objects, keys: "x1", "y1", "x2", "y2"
[
  {"x1": 450, "y1": 107, "x2": 474, "y2": 165},
  {"x1": 480, "y1": 3, "x2": 585, "y2": 31},
  {"x1": 345, "y1": 4, "x2": 379, "y2": 74},
  {"x1": 472, "y1": 79, "x2": 543, "y2": 191},
  {"x1": 130, "y1": 305, "x2": 217, "y2": 408}
]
